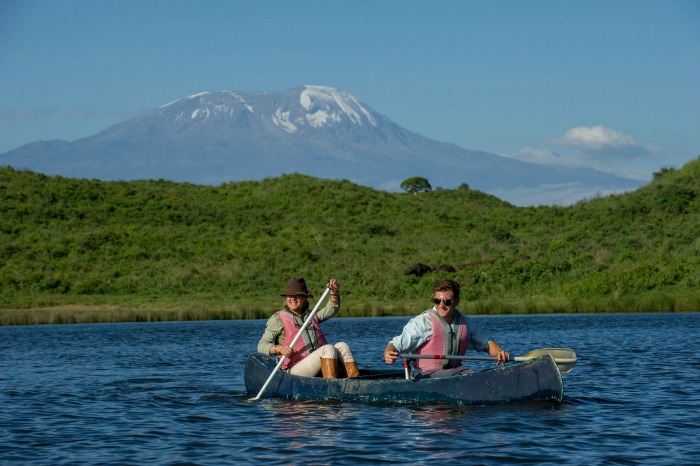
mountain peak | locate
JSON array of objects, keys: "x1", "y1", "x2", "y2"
[
  {"x1": 153, "y1": 86, "x2": 377, "y2": 134},
  {"x1": 0, "y1": 85, "x2": 645, "y2": 205},
  {"x1": 297, "y1": 85, "x2": 377, "y2": 128}
]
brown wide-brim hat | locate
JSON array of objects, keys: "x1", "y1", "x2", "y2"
[{"x1": 280, "y1": 277, "x2": 311, "y2": 297}]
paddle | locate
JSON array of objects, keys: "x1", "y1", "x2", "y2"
[
  {"x1": 249, "y1": 287, "x2": 332, "y2": 401},
  {"x1": 399, "y1": 348, "x2": 577, "y2": 373}
]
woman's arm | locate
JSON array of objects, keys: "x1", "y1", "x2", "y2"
[
  {"x1": 257, "y1": 314, "x2": 283, "y2": 355},
  {"x1": 317, "y1": 279, "x2": 341, "y2": 322}
]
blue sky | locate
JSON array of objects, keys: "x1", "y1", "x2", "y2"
[{"x1": 1, "y1": 0, "x2": 699, "y2": 181}]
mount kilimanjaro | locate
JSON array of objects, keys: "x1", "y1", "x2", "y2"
[{"x1": 0, "y1": 85, "x2": 643, "y2": 205}]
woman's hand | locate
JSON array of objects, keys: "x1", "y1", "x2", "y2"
[
  {"x1": 274, "y1": 345, "x2": 293, "y2": 358},
  {"x1": 327, "y1": 279, "x2": 340, "y2": 294}
]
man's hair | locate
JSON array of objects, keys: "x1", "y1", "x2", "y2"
[{"x1": 432, "y1": 279, "x2": 460, "y2": 301}]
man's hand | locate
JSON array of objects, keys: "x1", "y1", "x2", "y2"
[{"x1": 384, "y1": 343, "x2": 399, "y2": 364}]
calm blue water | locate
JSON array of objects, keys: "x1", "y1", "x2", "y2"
[{"x1": 2, "y1": 313, "x2": 699, "y2": 465}]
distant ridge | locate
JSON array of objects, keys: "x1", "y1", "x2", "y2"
[{"x1": 0, "y1": 85, "x2": 644, "y2": 205}]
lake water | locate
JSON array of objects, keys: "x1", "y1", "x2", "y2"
[{"x1": 2, "y1": 313, "x2": 699, "y2": 465}]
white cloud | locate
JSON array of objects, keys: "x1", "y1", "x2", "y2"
[
  {"x1": 1, "y1": 107, "x2": 107, "y2": 122},
  {"x1": 508, "y1": 147, "x2": 582, "y2": 168},
  {"x1": 491, "y1": 183, "x2": 638, "y2": 207},
  {"x1": 552, "y1": 125, "x2": 636, "y2": 150},
  {"x1": 0, "y1": 108, "x2": 58, "y2": 121},
  {"x1": 548, "y1": 125, "x2": 664, "y2": 164},
  {"x1": 507, "y1": 125, "x2": 670, "y2": 180},
  {"x1": 67, "y1": 108, "x2": 98, "y2": 120}
]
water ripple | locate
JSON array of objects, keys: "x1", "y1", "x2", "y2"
[{"x1": 2, "y1": 315, "x2": 700, "y2": 464}]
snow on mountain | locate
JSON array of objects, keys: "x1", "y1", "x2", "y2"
[
  {"x1": 299, "y1": 85, "x2": 377, "y2": 127},
  {"x1": 152, "y1": 86, "x2": 375, "y2": 133},
  {"x1": 0, "y1": 85, "x2": 644, "y2": 205}
]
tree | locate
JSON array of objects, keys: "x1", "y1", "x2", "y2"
[
  {"x1": 653, "y1": 166, "x2": 675, "y2": 180},
  {"x1": 400, "y1": 177, "x2": 432, "y2": 195}
]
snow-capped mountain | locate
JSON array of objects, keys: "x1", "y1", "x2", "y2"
[{"x1": 0, "y1": 85, "x2": 643, "y2": 205}]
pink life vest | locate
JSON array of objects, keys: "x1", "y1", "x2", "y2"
[
  {"x1": 413, "y1": 309, "x2": 469, "y2": 371},
  {"x1": 277, "y1": 310, "x2": 328, "y2": 369}
]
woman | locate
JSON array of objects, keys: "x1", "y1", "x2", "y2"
[{"x1": 257, "y1": 277, "x2": 359, "y2": 378}]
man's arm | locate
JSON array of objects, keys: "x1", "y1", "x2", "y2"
[{"x1": 486, "y1": 340, "x2": 510, "y2": 365}]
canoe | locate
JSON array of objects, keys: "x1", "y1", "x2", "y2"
[{"x1": 244, "y1": 353, "x2": 564, "y2": 405}]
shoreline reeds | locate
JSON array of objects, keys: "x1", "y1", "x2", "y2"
[{"x1": 2, "y1": 291, "x2": 697, "y2": 326}]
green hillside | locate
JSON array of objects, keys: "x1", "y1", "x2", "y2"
[{"x1": 1, "y1": 157, "x2": 699, "y2": 324}]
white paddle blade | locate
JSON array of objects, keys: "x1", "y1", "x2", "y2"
[
  {"x1": 521, "y1": 348, "x2": 577, "y2": 363},
  {"x1": 518, "y1": 348, "x2": 577, "y2": 374}
]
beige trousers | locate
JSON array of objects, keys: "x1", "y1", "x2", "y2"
[{"x1": 288, "y1": 342, "x2": 355, "y2": 377}]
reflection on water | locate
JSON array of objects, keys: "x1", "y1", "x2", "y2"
[{"x1": 264, "y1": 400, "x2": 349, "y2": 448}]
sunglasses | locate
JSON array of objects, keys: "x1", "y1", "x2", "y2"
[{"x1": 432, "y1": 298, "x2": 454, "y2": 307}]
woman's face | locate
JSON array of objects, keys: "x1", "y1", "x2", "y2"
[{"x1": 285, "y1": 294, "x2": 307, "y2": 314}]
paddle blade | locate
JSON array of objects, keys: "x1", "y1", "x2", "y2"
[
  {"x1": 519, "y1": 348, "x2": 577, "y2": 374},
  {"x1": 522, "y1": 348, "x2": 577, "y2": 362}
]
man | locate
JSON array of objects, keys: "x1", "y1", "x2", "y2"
[{"x1": 383, "y1": 279, "x2": 510, "y2": 378}]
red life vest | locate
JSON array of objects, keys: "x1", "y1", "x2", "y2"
[
  {"x1": 277, "y1": 310, "x2": 328, "y2": 369},
  {"x1": 413, "y1": 309, "x2": 469, "y2": 371}
]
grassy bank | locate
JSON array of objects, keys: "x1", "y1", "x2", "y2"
[
  {"x1": 2, "y1": 288, "x2": 698, "y2": 326},
  {"x1": 1, "y1": 156, "x2": 699, "y2": 325}
]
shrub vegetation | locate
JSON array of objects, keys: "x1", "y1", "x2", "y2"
[{"x1": 1, "y1": 156, "x2": 698, "y2": 324}]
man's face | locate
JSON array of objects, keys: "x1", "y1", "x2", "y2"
[{"x1": 433, "y1": 290, "x2": 459, "y2": 323}]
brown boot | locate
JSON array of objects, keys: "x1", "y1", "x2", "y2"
[
  {"x1": 321, "y1": 358, "x2": 339, "y2": 379},
  {"x1": 344, "y1": 361, "x2": 360, "y2": 378}
]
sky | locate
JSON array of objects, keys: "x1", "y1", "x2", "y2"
[{"x1": 1, "y1": 0, "x2": 699, "y2": 183}]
